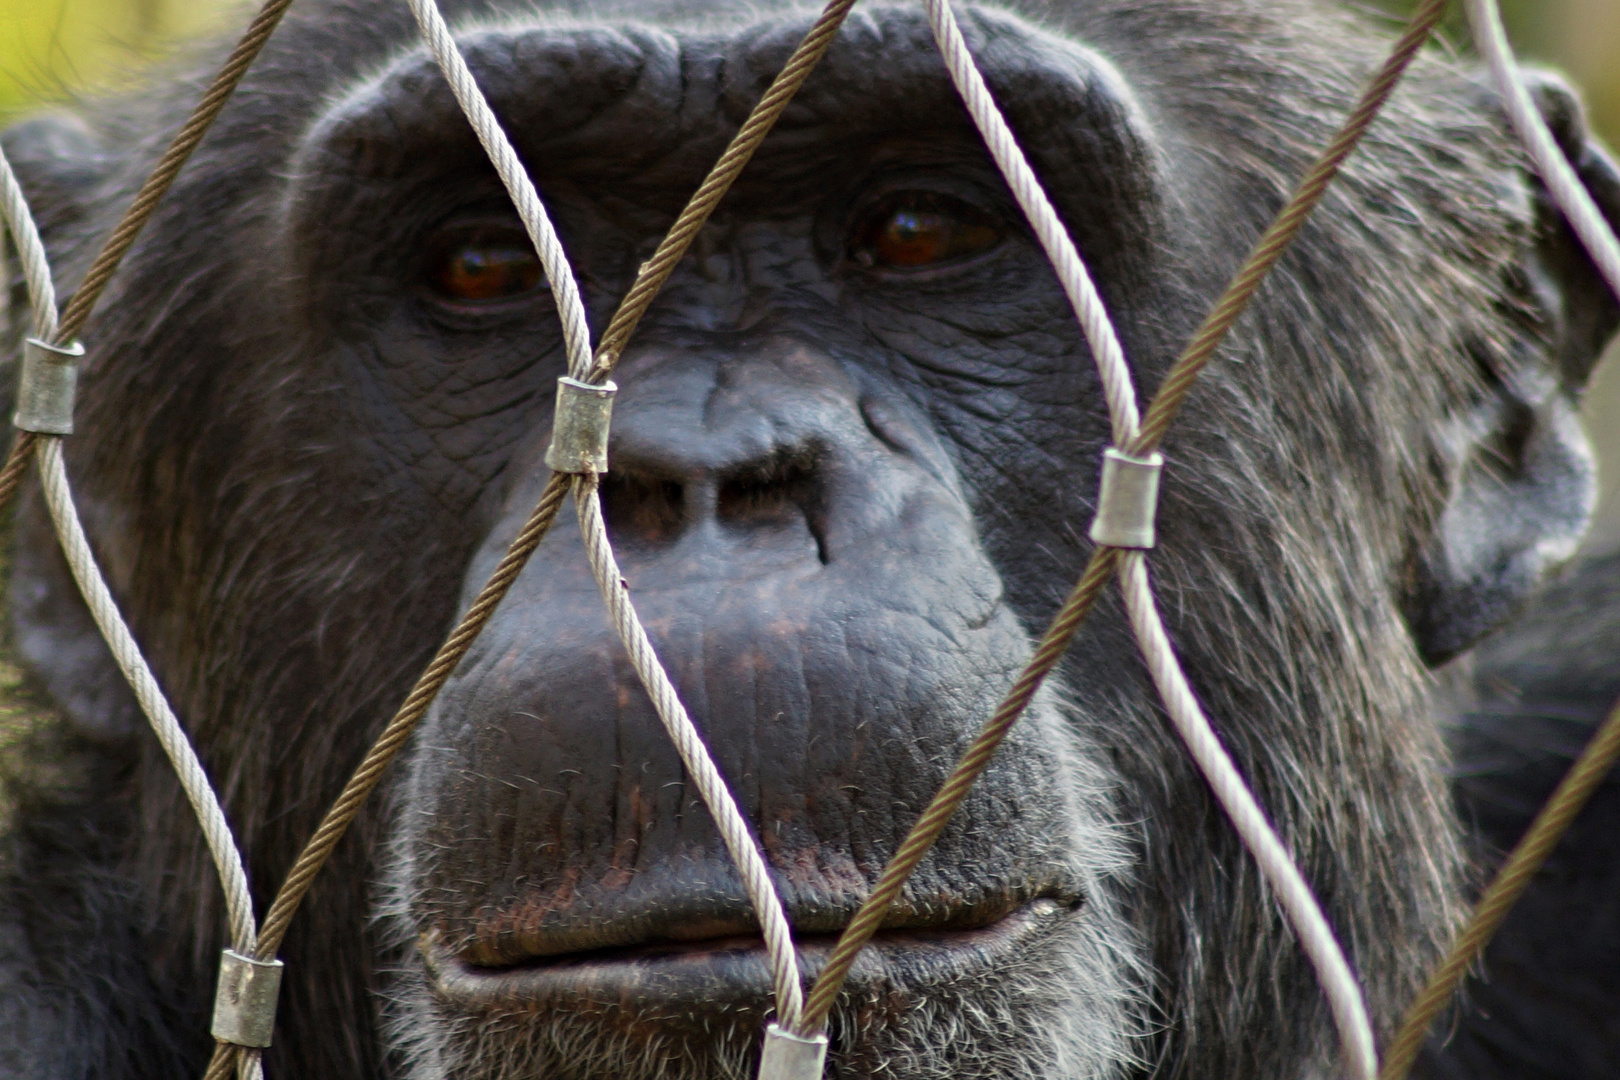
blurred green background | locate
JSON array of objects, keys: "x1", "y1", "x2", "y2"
[{"x1": 2, "y1": 0, "x2": 1620, "y2": 540}]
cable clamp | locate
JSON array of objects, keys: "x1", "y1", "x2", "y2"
[
  {"x1": 14, "y1": 337, "x2": 86, "y2": 435},
  {"x1": 1088, "y1": 447, "x2": 1164, "y2": 549},
  {"x1": 544, "y1": 376, "x2": 617, "y2": 474},
  {"x1": 210, "y1": 948, "x2": 284, "y2": 1048},
  {"x1": 757, "y1": 1023, "x2": 829, "y2": 1080}
]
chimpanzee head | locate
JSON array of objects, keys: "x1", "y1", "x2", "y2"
[{"x1": 3, "y1": 2, "x2": 1617, "y2": 1078}]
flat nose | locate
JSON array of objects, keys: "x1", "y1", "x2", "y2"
[{"x1": 598, "y1": 344, "x2": 859, "y2": 565}]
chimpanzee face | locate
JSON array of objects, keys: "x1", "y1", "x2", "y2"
[{"x1": 3, "y1": 2, "x2": 1617, "y2": 1078}]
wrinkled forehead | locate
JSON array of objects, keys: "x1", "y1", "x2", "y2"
[{"x1": 297, "y1": 3, "x2": 1154, "y2": 205}]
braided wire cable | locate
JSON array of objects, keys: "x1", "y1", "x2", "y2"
[
  {"x1": 404, "y1": 0, "x2": 593, "y2": 377},
  {"x1": 0, "y1": 0, "x2": 301, "y2": 534},
  {"x1": 220, "y1": 0, "x2": 874, "y2": 1046},
  {"x1": 1118, "y1": 550, "x2": 1376, "y2": 1079},
  {"x1": 575, "y1": 474, "x2": 805, "y2": 1030},
  {"x1": 53, "y1": 0, "x2": 298, "y2": 345},
  {"x1": 802, "y1": 0, "x2": 1449, "y2": 1046},
  {"x1": 0, "y1": 150, "x2": 49, "y2": 536},
  {"x1": 1127, "y1": 0, "x2": 1449, "y2": 458},
  {"x1": 8, "y1": 140, "x2": 265, "y2": 1079},
  {"x1": 11, "y1": 0, "x2": 1589, "y2": 1075},
  {"x1": 205, "y1": 9, "x2": 868, "y2": 1071},
  {"x1": 800, "y1": 545, "x2": 1117, "y2": 1029},
  {"x1": 38, "y1": 441, "x2": 258, "y2": 956},
  {"x1": 43, "y1": 437, "x2": 267, "y2": 1080},
  {"x1": 922, "y1": 0, "x2": 1139, "y2": 445},
  {"x1": 1, "y1": 148, "x2": 54, "y2": 523},
  {"x1": 1373, "y1": 4, "x2": 1620, "y2": 1075},
  {"x1": 920, "y1": 22, "x2": 1368, "y2": 1058},
  {"x1": 201, "y1": 470, "x2": 573, "y2": 1079},
  {"x1": 1467, "y1": 0, "x2": 1620, "y2": 302},
  {"x1": 586, "y1": 0, "x2": 860, "y2": 383},
  {"x1": 1379, "y1": 696, "x2": 1620, "y2": 1080},
  {"x1": 0, "y1": 149, "x2": 58, "y2": 340},
  {"x1": 252, "y1": 474, "x2": 570, "y2": 957},
  {"x1": 0, "y1": 432, "x2": 37, "y2": 519}
]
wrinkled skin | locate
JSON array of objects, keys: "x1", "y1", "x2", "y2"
[{"x1": 1, "y1": 1, "x2": 1618, "y2": 1078}]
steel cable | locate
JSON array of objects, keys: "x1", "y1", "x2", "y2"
[
  {"x1": 1118, "y1": 550, "x2": 1377, "y2": 1079},
  {"x1": 801, "y1": 5, "x2": 1450, "y2": 1069},
  {"x1": 1374, "y1": 1, "x2": 1620, "y2": 1075},
  {"x1": 0, "y1": 0, "x2": 300, "y2": 542},
  {"x1": 918, "y1": 0, "x2": 1140, "y2": 445},
  {"x1": 5, "y1": 140, "x2": 265, "y2": 1080},
  {"x1": 1129, "y1": 0, "x2": 1449, "y2": 458},
  {"x1": 575, "y1": 473, "x2": 805, "y2": 1029},
  {"x1": 206, "y1": 3, "x2": 864, "y2": 1073},
  {"x1": 586, "y1": 0, "x2": 860, "y2": 384},
  {"x1": 8, "y1": 0, "x2": 1607, "y2": 1076},
  {"x1": 404, "y1": 0, "x2": 592, "y2": 377},
  {"x1": 1378, "y1": 695, "x2": 1620, "y2": 1080},
  {"x1": 1466, "y1": 0, "x2": 1620, "y2": 307}
]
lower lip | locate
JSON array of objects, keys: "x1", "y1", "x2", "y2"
[{"x1": 426, "y1": 898, "x2": 1071, "y2": 1011}]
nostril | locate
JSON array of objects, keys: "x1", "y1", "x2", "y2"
[
  {"x1": 600, "y1": 472, "x2": 685, "y2": 545},
  {"x1": 717, "y1": 450, "x2": 827, "y2": 563}
]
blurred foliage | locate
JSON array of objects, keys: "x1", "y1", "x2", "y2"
[
  {"x1": 0, "y1": 0, "x2": 1616, "y2": 111},
  {"x1": 1, "y1": 0, "x2": 1616, "y2": 132},
  {"x1": 0, "y1": 0, "x2": 235, "y2": 113},
  {"x1": 1376, "y1": 0, "x2": 1620, "y2": 145}
]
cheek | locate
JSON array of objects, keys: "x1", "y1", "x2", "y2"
[{"x1": 327, "y1": 327, "x2": 565, "y2": 509}]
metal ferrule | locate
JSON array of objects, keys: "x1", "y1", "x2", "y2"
[
  {"x1": 14, "y1": 337, "x2": 85, "y2": 435},
  {"x1": 210, "y1": 949, "x2": 284, "y2": 1048},
  {"x1": 756, "y1": 1023, "x2": 829, "y2": 1080},
  {"x1": 544, "y1": 376, "x2": 617, "y2": 474},
  {"x1": 1088, "y1": 447, "x2": 1164, "y2": 550}
]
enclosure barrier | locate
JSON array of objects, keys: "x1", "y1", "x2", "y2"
[{"x1": 2, "y1": 0, "x2": 1618, "y2": 1078}]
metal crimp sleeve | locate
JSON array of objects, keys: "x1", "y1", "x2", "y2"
[
  {"x1": 757, "y1": 1023, "x2": 829, "y2": 1080},
  {"x1": 14, "y1": 337, "x2": 86, "y2": 435},
  {"x1": 544, "y1": 376, "x2": 617, "y2": 474},
  {"x1": 1088, "y1": 447, "x2": 1164, "y2": 550},
  {"x1": 210, "y1": 949, "x2": 284, "y2": 1048}
]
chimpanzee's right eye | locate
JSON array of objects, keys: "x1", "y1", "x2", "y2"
[
  {"x1": 426, "y1": 226, "x2": 545, "y2": 305},
  {"x1": 847, "y1": 190, "x2": 1003, "y2": 272}
]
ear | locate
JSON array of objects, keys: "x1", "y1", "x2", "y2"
[{"x1": 1406, "y1": 70, "x2": 1620, "y2": 666}]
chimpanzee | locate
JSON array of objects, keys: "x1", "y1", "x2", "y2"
[
  {"x1": 1413, "y1": 545, "x2": 1620, "y2": 1080},
  {"x1": 1, "y1": 1, "x2": 1617, "y2": 1077}
]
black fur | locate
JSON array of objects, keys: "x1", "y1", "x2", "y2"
[{"x1": 1416, "y1": 549, "x2": 1620, "y2": 1080}]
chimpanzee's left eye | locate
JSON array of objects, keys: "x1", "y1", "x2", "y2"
[
  {"x1": 427, "y1": 227, "x2": 545, "y2": 304},
  {"x1": 848, "y1": 191, "x2": 1003, "y2": 271}
]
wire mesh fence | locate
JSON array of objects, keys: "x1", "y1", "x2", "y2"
[{"x1": 2, "y1": 1, "x2": 1619, "y2": 1079}]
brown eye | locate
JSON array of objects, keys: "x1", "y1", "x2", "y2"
[
  {"x1": 850, "y1": 192, "x2": 1002, "y2": 270},
  {"x1": 429, "y1": 229, "x2": 544, "y2": 303}
]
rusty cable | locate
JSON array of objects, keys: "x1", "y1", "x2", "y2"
[
  {"x1": 1378, "y1": 698, "x2": 1620, "y2": 1080},
  {"x1": 200, "y1": 4, "x2": 863, "y2": 1073},
  {"x1": 11, "y1": 0, "x2": 1608, "y2": 1069},
  {"x1": 586, "y1": 0, "x2": 861, "y2": 384},
  {"x1": 799, "y1": 0, "x2": 1450, "y2": 1034},
  {"x1": 0, "y1": 0, "x2": 300, "y2": 519},
  {"x1": 200, "y1": 472, "x2": 571, "y2": 1079}
]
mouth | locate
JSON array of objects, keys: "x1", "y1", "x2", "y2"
[{"x1": 424, "y1": 896, "x2": 1078, "y2": 1011}]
